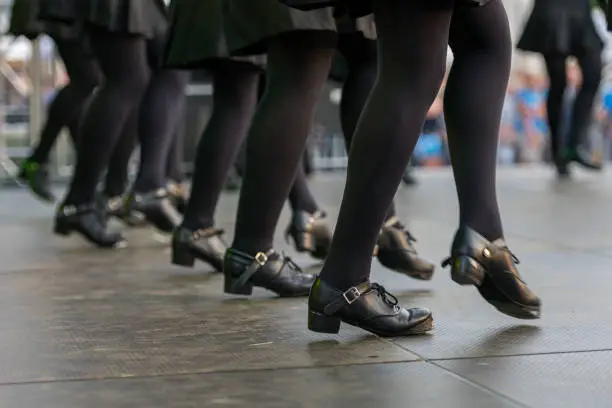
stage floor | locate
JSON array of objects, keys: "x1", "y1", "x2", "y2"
[{"x1": 0, "y1": 166, "x2": 610, "y2": 408}]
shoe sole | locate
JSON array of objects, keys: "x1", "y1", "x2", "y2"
[{"x1": 451, "y1": 265, "x2": 540, "y2": 320}]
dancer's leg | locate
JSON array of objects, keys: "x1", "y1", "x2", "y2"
[
  {"x1": 443, "y1": 0, "x2": 541, "y2": 319},
  {"x1": 172, "y1": 62, "x2": 260, "y2": 271},
  {"x1": 56, "y1": 29, "x2": 151, "y2": 247}
]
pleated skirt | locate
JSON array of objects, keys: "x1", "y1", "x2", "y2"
[
  {"x1": 223, "y1": 0, "x2": 337, "y2": 56},
  {"x1": 38, "y1": 0, "x2": 168, "y2": 39},
  {"x1": 164, "y1": 0, "x2": 265, "y2": 70},
  {"x1": 280, "y1": 0, "x2": 493, "y2": 18},
  {"x1": 9, "y1": 0, "x2": 82, "y2": 40},
  {"x1": 518, "y1": 4, "x2": 603, "y2": 55}
]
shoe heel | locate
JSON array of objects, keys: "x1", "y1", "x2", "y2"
[
  {"x1": 224, "y1": 274, "x2": 254, "y2": 295},
  {"x1": 450, "y1": 255, "x2": 485, "y2": 286},
  {"x1": 53, "y1": 222, "x2": 71, "y2": 236},
  {"x1": 171, "y1": 244, "x2": 195, "y2": 267},
  {"x1": 308, "y1": 310, "x2": 341, "y2": 334}
]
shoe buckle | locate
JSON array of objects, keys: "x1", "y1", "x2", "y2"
[
  {"x1": 62, "y1": 205, "x2": 77, "y2": 216},
  {"x1": 254, "y1": 252, "x2": 268, "y2": 266},
  {"x1": 342, "y1": 287, "x2": 361, "y2": 304}
]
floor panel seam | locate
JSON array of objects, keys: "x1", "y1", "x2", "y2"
[
  {"x1": 427, "y1": 347, "x2": 612, "y2": 361},
  {"x1": 0, "y1": 359, "x2": 427, "y2": 388},
  {"x1": 427, "y1": 360, "x2": 531, "y2": 408},
  {"x1": 383, "y1": 340, "x2": 530, "y2": 408}
]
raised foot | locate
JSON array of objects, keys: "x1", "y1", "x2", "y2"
[{"x1": 442, "y1": 227, "x2": 541, "y2": 320}]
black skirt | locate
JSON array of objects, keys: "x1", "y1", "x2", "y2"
[
  {"x1": 39, "y1": 0, "x2": 168, "y2": 39},
  {"x1": 329, "y1": 15, "x2": 376, "y2": 82},
  {"x1": 85, "y1": 0, "x2": 168, "y2": 38},
  {"x1": 518, "y1": 0, "x2": 603, "y2": 55},
  {"x1": 280, "y1": 0, "x2": 492, "y2": 18},
  {"x1": 9, "y1": 0, "x2": 82, "y2": 40},
  {"x1": 164, "y1": 0, "x2": 265, "y2": 70},
  {"x1": 224, "y1": 0, "x2": 337, "y2": 56}
]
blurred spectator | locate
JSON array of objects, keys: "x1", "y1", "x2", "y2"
[
  {"x1": 413, "y1": 85, "x2": 448, "y2": 167},
  {"x1": 515, "y1": 70, "x2": 549, "y2": 163},
  {"x1": 499, "y1": 80, "x2": 521, "y2": 164}
]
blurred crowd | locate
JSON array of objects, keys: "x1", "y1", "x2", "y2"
[{"x1": 358, "y1": 61, "x2": 612, "y2": 168}]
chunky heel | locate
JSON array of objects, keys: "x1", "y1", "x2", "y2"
[
  {"x1": 53, "y1": 222, "x2": 71, "y2": 236},
  {"x1": 308, "y1": 309, "x2": 341, "y2": 334},
  {"x1": 224, "y1": 274, "x2": 254, "y2": 295},
  {"x1": 171, "y1": 245, "x2": 195, "y2": 267},
  {"x1": 450, "y1": 255, "x2": 485, "y2": 286}
]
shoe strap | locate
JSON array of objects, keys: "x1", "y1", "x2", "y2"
[
  {"x1": 233, "y1": 249, "x2": 275, "y2": 288},
  {"x1": 323, "y1": 281, "x2": 371, "y2": 315}
]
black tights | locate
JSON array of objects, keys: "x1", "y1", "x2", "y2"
[
  {"x1": 337, "y1": 34, "x2": 398, "y2": 221},
  {"x1": 166, "y1": 128, "x2": 185, "y2": 183},
  {"x1": 544, "y1": 51, "x2": 602, "y2": 159},
  {"x1": 319, "y1": 0, "x2": 510, "y2": 289},
  {"x1": 64, "y1": 29, "x2": 150, "y2": 205},
  {"x1": 183, "y1": 60, "x2": 321, "y2": 231},
  {"x1": 231, "y1": 33, "x2": 335, "y2": 254},
  {"x1": 133, "y1": 69, "x2": 189, "y2": 192},
  {"x1": 30, "y1": 38, "x2": 102, "y2": 164},
  {"x1": 233, "y1": 75, "x2": 321, "y2": 215},
  {"x1": 103, "y1": 71, "x2": 189, "y2": 197},
  {"x1": 103, "y1": 108, "x2": 138, "y2": 197},
  {"x1": 182, "y1": 63, "x2": 260, "y2": 230}
]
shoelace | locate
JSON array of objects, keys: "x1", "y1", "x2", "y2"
[
  {"x1": 280, "y1": 251, "x2": 305, "y2": 279},
  {"x1": 505, "y1": 248, "x2": 520, "y2": 264},
  {"x1": 392, "y1": 222, "x2": 417, "y2": 242},
  {"x1": 370, "y1": 283, "x2": 399, "y2": 307}
]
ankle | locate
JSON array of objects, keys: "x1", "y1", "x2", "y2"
[
  {"x1": 230, "y1": 240, "x2": 273, "y2": 259},
  {"x1": 318, "y1": 265, "x2": 369, "y2": 292},
  {"x1": 181, "y1": 218, "x2": 214, "y2": 232}
]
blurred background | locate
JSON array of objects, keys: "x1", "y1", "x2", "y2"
[{"x1": 1, "y1": 0, "x2": 612, "y2": 184}]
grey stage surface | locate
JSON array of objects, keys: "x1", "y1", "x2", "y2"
[{"x1": 0, "y1": 166, "x2": 611, "y2": 407}]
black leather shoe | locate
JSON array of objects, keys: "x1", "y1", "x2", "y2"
[
  {"x1": 376, "y1": 217, "x2": 435, "y2": 280},
  {"x1": 100, "y1": 194, "x2": 147, "y2": 227},
  {"x1": 167, "y1": 181, "x2": 189, "y2": 214},
  {"x1": 565, "y1": 147, "x2": 602, "y2": 171},
  {"x1": 442, "y1": 227, "x2": 541, "y2": 319},
  {"x1": 54, "y1": 203, "x2": 127, "y2": 248},
  {"x1": 19, "y1": 160, "x2": 55, "y2": 203},
  {"x1": 127, "y1": 188, "x2": 182, "y2": 233},
  {"x1": 284, "y1": 210, "x2": 331, "y2": 260},
  {"x1": 554, "y1": 159, "x2": 570, "y2": 179},
  {"x1": 223, "y1": 248, "x2": 316, "y2": 297},
  {"x1": 308, "y1": 277, "x2": 433, "y2": 336},
  {"x1": 171, "y1": 226, "x2": 227, "y2": 272}
]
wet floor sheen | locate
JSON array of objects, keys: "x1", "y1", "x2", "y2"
[{"x1": 0, "y1": 166, "x2": 610, "y2": 407}]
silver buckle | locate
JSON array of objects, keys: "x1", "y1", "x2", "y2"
[
  {"x1": 342, "y1": 287, "x2": 361, "y2": 304},
  {"x1": 254, "y1": 252, "x2": 268, "y2": 266}
]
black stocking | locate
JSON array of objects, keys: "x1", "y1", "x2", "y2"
[
  {"x1": 569, "y1": 50, "x2": 602, "y2": 149},
  {"x1": 63, "y1": 29, "x2": 151, "y2": 205},
  {"x1": 445, "y1": 0, "x2": 510, "y2": 241},
  {"x1": 231, "y1": 33, "x2": 335, "y2": 254},
  {"x1": 236, "y1": 73, "x2": 321, "y2": 216},
  {"x1": 543, "y1": 54, "x2": 567, "y2": 160},
  {"x1": 319, "y1": 1, "x2": 453, "y2": 289},
  {"x1": 29, "y1": 38, "x2": 101, "y2": 164},
  {"x1": 104, "y1": 108, "x2": 139, "y2": 197},
  {"x1": 166, "y1": 128, "x2": 185, "y2": 183},
  {"x1": 181, "y1": 62, "x2": 260, "y2": 231},
  {"x1": 287, "y1": 164, "x2": 319, "y2": 214},
  {"x1": 133, "y1": 70, "x2": 189, "y2": 192},
  {"x1": 337, "y1": 35, "x2": 399, "y2": 221},
  {"x1": 320, "y1": 0, "x2": 510, "y2": 289}
]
